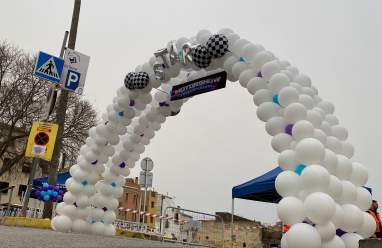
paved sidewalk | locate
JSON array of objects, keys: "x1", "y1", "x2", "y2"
[{"x1": 0, "y1": 225, "x2": 187, "y2": 248}]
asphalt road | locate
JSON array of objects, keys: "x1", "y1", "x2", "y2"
[{"x1": 0, "y1": 225, "x2": 190, "y2": 248}]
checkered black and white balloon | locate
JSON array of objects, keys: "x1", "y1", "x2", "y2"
[
  {"x1": 206, "y1": 34, "x2": 229, "y2": 58},
  {"x1": 124, "y1": 72, "x2": 150, "y2": 90},
  {"x1": 192, "y1": 45, "x2": 211, "y2": 69}
]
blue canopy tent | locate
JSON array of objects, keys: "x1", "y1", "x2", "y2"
[{"x1": 232, "y1": 166, "x2": 283, "y2": 203}]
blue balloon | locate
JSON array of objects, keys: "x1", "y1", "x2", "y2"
[
  {"x1": 47, "y1": 190, "x2": 52, "y2": 195},
  {"x1": 43, "y1": 195, "x2": 50, "y2": 202},
  {"x1": 40, "y1": 191, "x2": 45, "y2": 197},
  {"x1": 52, "y1": 191, "x2": 58, "y2": 197},
  {"x1": 42, "y1": 183, "x2": 49, "y2": 189},
  {"x1": 295, "y1": 164, "x2": 306, "y2": 175},
  {"x1": 272, "y1": 94, "x2": 280, "y2": 105}
]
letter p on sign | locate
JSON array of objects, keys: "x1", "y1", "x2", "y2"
[{"x1": 64, "y1": 70, "x2": 81, "y2": 91}]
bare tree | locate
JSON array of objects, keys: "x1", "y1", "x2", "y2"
[{"x1": 0, "y1": 40, "x2": 97, "y2": 177}]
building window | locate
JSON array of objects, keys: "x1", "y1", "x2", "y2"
[
  {"x1": 125, "y1": 193, "x2": 128, "y2": 201},
  {"x1": 151, "y1": 201, "x2": 154, "y2": 208},
  {"x1": 150, "y1": 216, "x2": 154, "y2": 223},
  {"x1": 18, "y1": 185, "x2": 27, "y2": 196},
  {"x1": 151, "y1": 191, "x2": 156, "y2": 197},
  {"x1": 0, "y1": 181, "x2": 9, "y2": 194}
]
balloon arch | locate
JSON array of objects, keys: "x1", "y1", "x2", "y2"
[{"x1": 52, "y1": 29, "x2": 373, "y2": 248}]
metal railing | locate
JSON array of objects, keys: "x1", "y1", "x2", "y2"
[{"x1": 0, "y1": 186, "x2": 15, "y2": 216}]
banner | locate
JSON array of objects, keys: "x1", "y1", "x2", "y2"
[
  {"x1": 25, "y1": 122, "x2": 58, "y2": 161},
  {"x1": 170, "y1": 70, "x2": 227, "y2": 101}
]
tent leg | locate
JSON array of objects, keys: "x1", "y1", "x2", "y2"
[{"x1": 231, "y1": 198, "x2": 234, "y2": 248}]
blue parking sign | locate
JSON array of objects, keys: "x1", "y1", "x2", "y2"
[
  {"x1": 64, "y1": 70, "x2": 81, "y2": 91},
  {"x1": 34, "y1": 52, "x2": 64, "y2": 83}
]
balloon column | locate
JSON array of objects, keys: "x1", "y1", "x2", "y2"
[
  {"x1": 35, "y1": 183, "x2": 64, "y2": 202},
  {"x1": 51, "y1": 28, "x2": 371, "y2": 248}
]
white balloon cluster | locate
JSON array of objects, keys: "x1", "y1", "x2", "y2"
[{"x1": 51, "y1": 28, "x2": 371, "y2": 247}]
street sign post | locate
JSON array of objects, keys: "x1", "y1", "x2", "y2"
[
  {"x1": 139, "y1": 157, "x2": 154, "y2": 229},
  {"x1": 25, "y1": 122, "x2": 59, "y2": 161},
  {"x1": 34, "y1": 51, "x2": 65, "y2": 83},
  {"x1": 61, "y1": 48, "x2": 90, "y2": 94}
]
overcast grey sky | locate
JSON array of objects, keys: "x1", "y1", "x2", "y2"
[{"x1": 1, "y1": 0, "x2": 381, "y2": 223}]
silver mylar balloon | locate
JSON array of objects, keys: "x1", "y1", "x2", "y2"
[
  {"x1": 169, "y1": 41, "x2": 179, "y2": 65},
  {"x1": 153, "y1": 62, "x2": 166, "y2": 81},
  {"x1": 154, "y1": 48, "x2": 169, "y2": 68}
]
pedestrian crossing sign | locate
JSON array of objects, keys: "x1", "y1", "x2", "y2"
[{"x1": 34, "y1": 51, "x2": 64, "y2": 83}]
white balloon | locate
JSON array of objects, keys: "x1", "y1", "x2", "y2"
[
  {"x1": 313, "y1": 129, "x2": 327, "y2": 145},
  {"x1": 317, "y1": 101, "x2": 335, "y2": 115},
  {"x1": 278, "y1": 86, "x2": 299, "y2": 107},
  {"x1": 325, "y1": 115, "x2": 339, "y2": 126},
  {"x1": 226, "y1": 33, "x2": 240, "y2": 48},
  {"x1": 268, "y1": 73, "x2": 290, "y2": 93},
  {"x1": 238, "y1": 69, "x2": 256, "y2": 88},
  {"x1": 355, "y1": 187, "x2": 372, "y2": 211},
  {"x1": 91, "y1": 208, "x2": 105, "y2": 222},
  {"x1": 298, "y1": 94, "x2": 314, "y2": 109},
  {"x1": 104, "y1": 224, "x2": 116, "y2": 236},
  {"x1": 67, "y1": 180, "x2": 84, "y2": 195},
  {"x1": 340, "y1": 180, "x2": 357, "y2": 204},
  {"x1": 301, "y1": 165, "x2": 330, "y2": 193},
  {"x1": 271, "y1": 133, "x2": 293, "y2": 153},
  {"x1": 277, "y1": 197, "x2": 305, "y2": 225},
  {"x1": 306, "y1": 110, "x2": 324, "y2": 128},
  {"x1": 261, "y1": 60, "x2": 281, "y2": 81},
  {"x1": 231, "y1": 38, "x2": 249, "y2": 56},
  {"x1": 51, "y1": 215, "x2": 72, "y2": 233},
  {"x1": 284, "y1": 103, "x2": 307, "y2": 124},
  {"x1": 231, "y1": 62, "x2": 248, "y2": 80},
  {"x1": 240, "y1": 43, "x2": 264, "y2": 62},
  {"x1": 103, "y1": 211, "x2": 116, "y2": 224},
  {"x1": 332, "y1": 204, "x2": 344, "y2": 228},
  {"x1": 250, "y1": 51, "x2": 274, "y2": 71},
  {"x1": 278, "y1": 150, "x2": 297, "y2": 171},
  {"x1": 341, "y1": 141, "x2": 354, "y2": 159},
  {"x1": 63, "y1": 192, "x2": 76, "y2": 205},
  {"x1": 275, "y1": 171, "x2": 301, "y2": 197},
  {"x1": 223, "y1": 55, "x2": 239, "y2": 76},
  {"x1": 331, "y1": 125, "x2": 348, "y2": 141},
  {"x1": 76, "y1": 195, "x2": 89, "y2": 208},
  {"x1": 295, "y1": 138, "x2": 325, "y2": 165},
  {"x1": 327, "y1": 175, "x2": 343, "y2": 200},
  {"x1": 341, "y1": 233, "x2": 362, "y2": 248},
  {"x1": 286, "y1": 223, "x2": 321, "y2": 248},
  {"x1": 341, "y1": 204, "x2": 363, "y2": 232},
  {"x1": 304, "y1": 192, "x2": 336, "y2": 225},
  {"x1": 322, "y1": 235, "x2": 345, "y2": 248},
  {"x1": 294, "y1": 74, "x2": 312, "y2": 87},
  {"x1": 323, "y1": 149, "x2": 338, "y2": 175},
  {"x1": 256, "y1": 102, "x2": 281, "y2": 122},
  {"x1": 350, "y1": 162, "x2": 368, "y2": 187},
  {"x1": 326, "y1": 136, "x2": 343, "y2": 154},
  {"x1": 247, "y1": 77, "x2": 267, "y2": 95},
  {"x1": 320, "y1": 121, "x2": 332, "y2": 136},
  {"x1": 253, "y1": 89, "x2": 273, "y2": 106},
  {"x1": 357, "y1": 212, "x2": 376, "y2": 238},
  {"x1": 265, "y1": 116, "x2": 287, "y2": 136},
  {"x1": 91, "y1": 222, "x2": 106, "y2": 235},
  {"x1": 301, "y1": 87, "x2": 315, "y2": 97},
  {"x1": 316, "y1": 222, "x2": 336, "y2": 242},
  {"x1": 337, "y1": 155, "x2": 353, "y2": 180},
  {"x1": 292, "y1": 120, "x2": 314, "y2": 141},
  {"x1": 72, "y1": 219, "x2": 89, "y2": 233}
]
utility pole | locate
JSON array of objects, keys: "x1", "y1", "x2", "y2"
[
  {"x1": 43, "y1": 0, "x2": 81, "y2": 219},
  {"x1": 20, "y1": 31, "x2": 69, "y2": 217}
]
